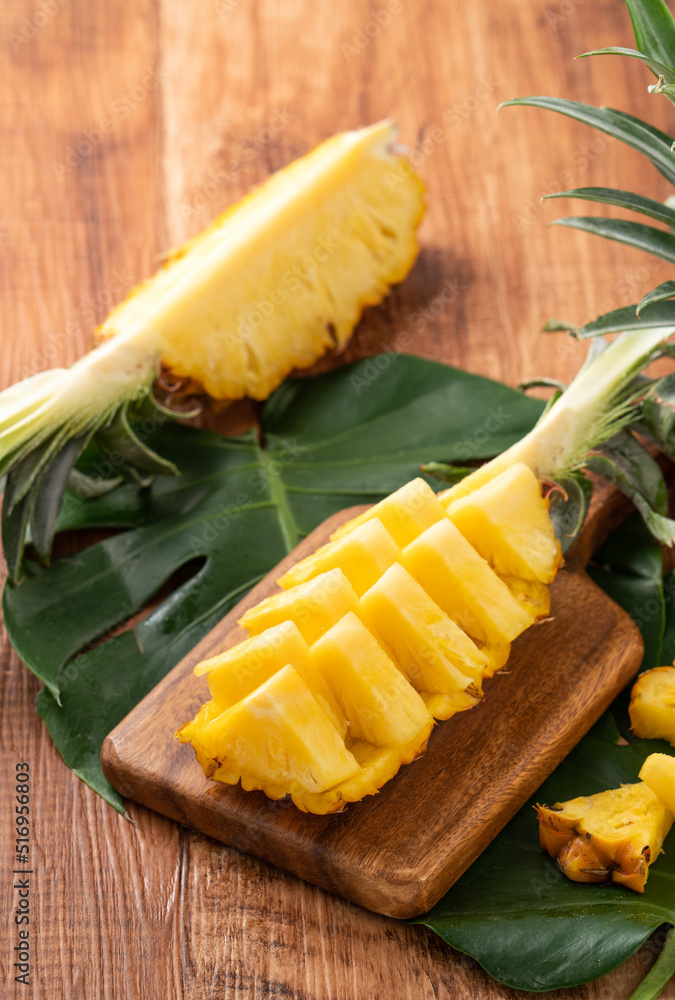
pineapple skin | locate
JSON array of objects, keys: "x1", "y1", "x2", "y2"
[
  {"x1": 629, "y1": 666, "x2": 675, "y2": 747},
  {"x1": 537, "y1": 782, "x2": 673, "y2": 893}
]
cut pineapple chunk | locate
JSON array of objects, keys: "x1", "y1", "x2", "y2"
[
  {"x1": 639, "y1": 753, "x2": 675, "y2": 815},
  {"x1": 361, "y1": 562, "x2": 485, "y2": 718},
  {"x1": 278, "y1": 517, "x2": 400, "y2": 595},
  {"x1": 182, "y1": 665, "x2": 360, "y2": 796},
  {"x1": 194, "y1": 620, "x2": 346, "y2": 737},
  {"x1": 331, "y1": 478, "x2": 445, "y2": 547},
  {"x1": 537, "y1": 781, "x2": 673, "y2": 892},
  {"x1": 311, "y1": 612, "x2": 433, "y2": 747},
  {"x1": 501, "y1": 576, "x2": 551, "y2": 619},
  {"x1": 442, "y1": 463, "x2": 562, "y2": 584},
  {"x1": 629, "y1": 666, "x2": 675, "y2": 747},
  {"x1": 239, "y1": 568, "x2": 363, "y2": 644},
  {"x1": 402, "y1": 518, "x2": 533, "y2": 655}
]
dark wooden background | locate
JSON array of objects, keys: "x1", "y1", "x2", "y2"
[{"x1": 1, "y1": 0, "x2": 674, "y2": 996}]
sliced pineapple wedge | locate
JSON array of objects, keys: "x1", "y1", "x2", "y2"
[
  {"x1": 96, "y1": 121, "x2": 425, "y2": 402},
  {"x1": 442, "y1": 463, "x2": 562, "y2": 584},
  {"x1": 537, "y1": 781, "x2": 673, "y2": 892},
  {"x1": 331, "y1": 478, "x2": 445, "y2": 547},
  {"x1": 361, "y1": 562, "x2": 485, "y2": 715},
  {"x1": 629, "y1": 666, "x2": 675, "y2": 747},
  {"x1": 194, "y1": 620, "x2": 346, "y2": 737},
  {"x1": 311, "y1": 612, "x2": 433, "y2": 747},
  {"x1": 179, "y1": 664, "x2": 360, "y2": 796},
  {"x1": 278, "y1": 517, "x2": 400, "y2": 595},
  {"x1": 239, "y1": 567, "x2": 364, "y2": 644}
]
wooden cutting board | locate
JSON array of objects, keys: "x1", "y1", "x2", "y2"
[{"x1": 101, "y1": 481, "x2": 643, "y2": 919}]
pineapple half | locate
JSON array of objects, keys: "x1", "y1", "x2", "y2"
[
  {"x1": 537, "y1": 753, "x2": 675, "y2": 893},
  {"x1": 0, "y1": 121, "x2": 425, "y2": 583},
  {"x1": 630, "y1": 666, "x2": 675, "y2": 747},
  {"x1": 177, "y1": 461, "x2": 562, "y2": 813}
]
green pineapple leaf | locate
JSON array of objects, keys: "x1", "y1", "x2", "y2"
[
  {"x1": 554, "y1": 301, "x2": 675, "y2": 337},
  {"x1": 627, "y1": 0, "x2": 675, "y2": 71},
  {"x1": 638, "y1": 279, "x2": 675, "y2": 312},
  {"x1": 577, "y1": 46, "x2": 675, "y2": 82},
  {"x1": 544, "y1": 186, "x2": 675, "y2": 227},
  {"x1": 552, "y1": 216, "x2": 675, "y2": 265},
  {"x1": 501, "y1": 97, "x2": 675, "y2": 185}
]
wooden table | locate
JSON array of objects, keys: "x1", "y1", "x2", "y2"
[{"x1": 1, "y1": 0, "x2": 674, "y2": 996}]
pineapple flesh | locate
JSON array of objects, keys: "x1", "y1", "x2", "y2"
[
  {"x1": 96, "y1": 122, "x2": 425, "y2": 402},
  {"x1": 537, "y1": 775, "x2": 674, "y2": 893},
  {"x1": 629, "y1": 666, "x2": 675, "y2": 747},
  {"x1": 178, "y1": 462, "x2": 562, "y2": 813}
]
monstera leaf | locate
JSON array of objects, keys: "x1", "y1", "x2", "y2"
[{"x1": 2, "y1": 355, "x2": 543, "y2": 809}]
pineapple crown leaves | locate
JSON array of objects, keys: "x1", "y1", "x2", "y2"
[{"x1": 494, "y1": 0, "x2": 675, "y2": 552}]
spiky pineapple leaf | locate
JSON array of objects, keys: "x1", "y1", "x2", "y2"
[
  {"x1": 552, "y1": 216, "x2": 675, "y2": 266},
  {"x1": 557, "y1": 300, "x2": 675, "y2": 338},
  {"x1": 2, "y1": 355, "x2": 544, "y2": 808},
  {"x1": 638, "y1": 279, "x2": 675, "y2": 312},
  {"x1": 627, "y1": 0, "x2": 675, "y2": 72},
  {"x1": 545, "y1": 186, "x2": 675, "y2": 227},
  {"x1": 502, "y1": 97, "x2": 675, "y2": 185},
  {"x1": 643, "y1": 372, "x2": 675, "y2": 457},
  {"x1": 578, "y1": 45, "x2": 675, "y2": 82}
]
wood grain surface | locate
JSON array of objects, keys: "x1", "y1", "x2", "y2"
[{"x1": 2, "y1": 0, "x2": 675, "y2": 996}]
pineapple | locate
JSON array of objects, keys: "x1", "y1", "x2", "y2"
[
  {"x1": 639, "y1": 753, "x2": 675, "y2": 815},
  {"x1": 536, "y1": 778, "x2": 674, "y2": 893},
  {"x1": 629, "y1": 666, "x2": 675, "y2": 747},
  {"x1": 0, "y1": 121, "x2": 425, "y2": 582},
  {"x1": 178, "y1": 459, "x2": 562, "y2": 811}
]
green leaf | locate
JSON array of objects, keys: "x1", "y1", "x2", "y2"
[
  {"x1": 546, "y1": 472, "x2": 593, "y2": 553},
  {"x1": 639, "y1": 280, "x2": 675, "y2": 313},
  {"x1": 568, "y1": 301, "x2": 675, "y2": 338},
  {"x1": 627, "y1": 0, "x2": 675, "y2": 74},
  {"x1": 502, "y1": 97, "x2": 675, "y2": 185},
  {"x1": 545, "y1": 186, "x2": 675, "y2": 227},
  {"x1": 578, "y1": 46, "x2": 675, "y2": 82},
  {"x1": 2, "y1": 355, "x2": 544, "y2": 808},
  {"x1": 643, "y1": 373, "x2": 675, "y2": 459},
  {"x1": 629, "y1": 928, "x2": 675, "y2": 1000},
  {"x1": 552, "y1": 216, "x2": 675, "y2": 266},
  {"x1": 414, "y1": 717, "x2": 675, "y2": 992},
  {"x1": 585, "y1": 452, "x2": 675, "y2": 545}
]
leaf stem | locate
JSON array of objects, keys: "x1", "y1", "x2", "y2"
[{"x1": 629, "y1": 928, "x2": 675, "y2": 1000}]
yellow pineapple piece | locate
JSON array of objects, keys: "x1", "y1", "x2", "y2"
[
  {"x1": 293, "y1": 736, "x2": 427, "y2": 814},
  {"x1": 96, "y1": 122, "x2": 425, "y2": 402},
  {"x1": 180, "y1": 665, "x2": 360, "y2": 798},
  {"x1": 501, "y1": 576, "x2": 551, "y2": 619},
  {"x1": 401, "y1": 518, "x2": 534, "y2": 662},
  {"x1": 639, "y1": 753, "x2": 675, "y2": 815},
  {"x1": 239, "y1": 568, "x2": 363, "y2": 644},
  {"x1": 311, "y1": 612, "x2": 433, "y2": 747},
  {"x1": 330, "y1": 478, "x2": 445, "y2": 547},
  {"x1": 278, "y1": 517, "x2": 400, "y2": 595},
  {"x1": 537, "y1": 781, "x2": 673, "y2": 893},
  {"x1": 361, "y1": 562, "x2": 486, "y2": 719},
  {"x1": 193, "y1": 620, "x2": 346, "y2": 737},
  {"x1": 442, "y1": 463, "x2": 562, "y2": 584},
  {"x1": 630, "y1": 666, "x2": 675, "y2": 747}
]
